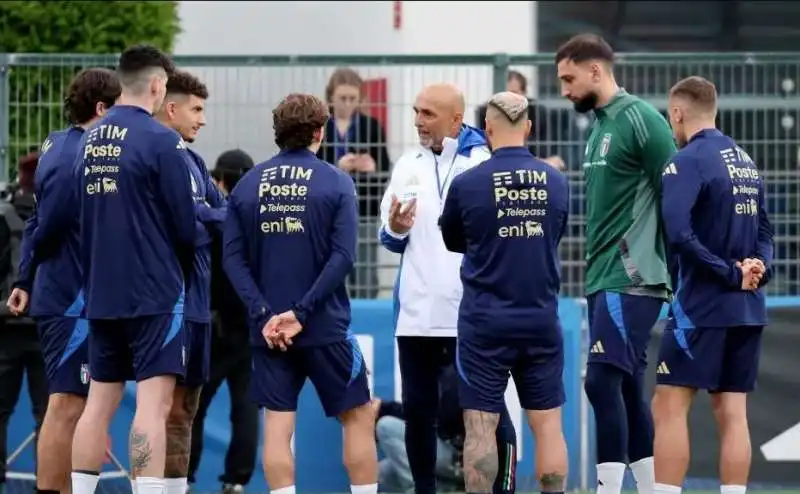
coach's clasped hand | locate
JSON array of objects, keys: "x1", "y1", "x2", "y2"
[
  {"x1": 262, "y1": 310, "x2": 303, "y2": 351},
  {"x1": 737, "y1": 258, "x2": 766, "y2": 291},
  {"x1": 388, "y1": 194, "x2": 416, "y2": 235},
  {"x1": 6, "y1": 287, "x2": 29, "y2": 315}
]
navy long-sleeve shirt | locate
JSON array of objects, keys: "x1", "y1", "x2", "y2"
[
  {"x1": 223, "y1": 148, "x2": 358, "y2": 347},
  {"x1": 16, "y1": 127, "x2": 85, "y2": 317},
  {"x1": 661, "y1": 128, "x2": 774, "y2": 328},
  {"x1": 76, "y1": 105, "x2": 196, "y2": 318},
  {"x1": 186, "y1": 149, "x2": 226, "y2": 323},
  {"x1": 439, "y1": 146, "x2": 569, "y2": 339}
]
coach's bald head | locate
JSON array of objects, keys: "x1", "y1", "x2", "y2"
[
  {"x1": 413, "y1": 83, "x2": 465, "y2": 151},
  {"x1": 484, "y1": 91, "x2": 532, "y2": 150}
]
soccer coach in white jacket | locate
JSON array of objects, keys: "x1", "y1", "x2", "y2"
[{"x1": 379, "y1": 84, "x2": 517, "y2": 494}]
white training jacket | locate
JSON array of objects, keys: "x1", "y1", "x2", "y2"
[{"x1": 378, "y1": 125, "x2": 491, "y2": 337}]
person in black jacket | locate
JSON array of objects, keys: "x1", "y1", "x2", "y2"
[
  {"x1": 188, "y1": 149, "x2": 258, "y2": 494},
  {"x1": 375, "y1": 365, "x2": 517, "y2": 493},
  {"x1": 317, "y1": 68, "x2": 392, "y2": 299},
  {"x1": 475, "y1": 70, "x2": 566, "y2": 171}
]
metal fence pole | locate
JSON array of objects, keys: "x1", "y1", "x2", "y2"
[
  {"x1": 492, "y1": 53, "x2": 510, "y2": 93},
  {"x1": 0, "y1": 54, "x2": 9, "y2": 182}
]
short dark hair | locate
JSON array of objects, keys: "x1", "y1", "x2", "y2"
[
  {"x1": 670, "y1": 76, "x2": 718, "y2": 112},
  {"x1": 117, "y1": 44, "x2": 175, "y2": 88},
  {"x1": 272, "y1": 94, "x2": 329, "y2": 150},
  {"x1": 64, "y1": 68, "x2": 121, "y2": 125},
  {"x1": 555, "y1": 34, "x2": 615, "y2": 65},
  {"x1": 166, "y1": 70, "x2": 209, "y2": 99},
  {"x1": 507, "y1": 70, "x2": 528, "y2": 93}
]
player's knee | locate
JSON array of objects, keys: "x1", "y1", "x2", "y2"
[
  {"x1": 584, "y1": 363, "x2": 623, "y2": 405},
  {"x1": 525, "y1": 408, "x2": 564, "y2": 444},
  {"x1": 651, "y1": 385, "x2": 692, "y2": 424},
  {"x1": 168, "y1": 386, "x2": 201, "y2": 426},
  {"x1": 135, "y1": 375, "x2": 177, "y2": 421},
  {"x1": 339, "y1": 401, "x2": 376, "y2": 431},
  {"x1": 710, "y1": 393, "x2": 747, "y2": 429},
  {"x1": 47, "y1": 393, "x2": 86, "y2": 425}
]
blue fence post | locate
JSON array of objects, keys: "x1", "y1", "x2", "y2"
[{"x1": 0, "y1": 53, "x2": 9, "y2": 182}]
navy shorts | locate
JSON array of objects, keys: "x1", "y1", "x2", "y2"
[
  {"x1": 181, "y1": 321, "x2": 210, "y2": 387},
  {"x1": 457, "y1": 331, "x2": 565, "y2": 413},
  {"x1": 36, "y1": 316, "x2": 90, "y2": 396},
  {"x1": 587, "y1": 291, "x2": 664, "y2": 374},
  {"x1": 250, "y1": 335, "x2": 370, "y2": 417},
  {"x1": 656, "y1": 324, "x2": 764, "y2": 393},
  {"x1": 89, "y1": 314, "x2": 187, "y2": 383}
]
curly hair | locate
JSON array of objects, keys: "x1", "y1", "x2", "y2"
[
  {"x1": 273, "y1": 93, "x2": 329, "y2": 150},
  {"x1": 64, "y1": 67, "x2": 121, "y2": 125},
  {"x1": 166, "y1": 70, "x2": 209, "y2": 99}
]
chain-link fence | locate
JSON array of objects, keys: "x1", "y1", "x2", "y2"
[{"x1": 1, "y1": 53, "x2": 799, "y2": 298}]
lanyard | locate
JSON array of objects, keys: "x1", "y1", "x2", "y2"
[{"x1": 434, "y1": 153, "x2": 458, "y2": 201}]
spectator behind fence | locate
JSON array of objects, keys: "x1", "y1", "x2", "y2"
[
  {"x1": 0, "y1": 150, "x2": 48, "y2": 490},
  {"x1": 317, "y1": 67, "x2": 391, "y2": 299},
  {"x1": 189, "y1": 149, "x2": 259, "y2": 494},
  {"x1": 475, "y1": 70, "x2": 566, "y2": 170}
]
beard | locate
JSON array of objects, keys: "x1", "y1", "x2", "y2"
[{"x1": 572, "y1": 92, "x2": 599, "y2": 114}]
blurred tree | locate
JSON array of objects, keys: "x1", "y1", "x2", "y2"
[{"x1": 0, "y1": 1, "x2": 180, "y2": 179}]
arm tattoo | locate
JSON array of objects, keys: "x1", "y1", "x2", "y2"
[
  {"x1": 129, "y1": 428, "x2": 153, "y2": 477},
  {"x1": 462, "y1": 410, "x2": 500, "y2": 494},
  {"x1": 540, "y1": 472, "x2": 565, "y2": 492},
  {"x1": 165, "y1": 386, "x2": 203, "y2": 478}
]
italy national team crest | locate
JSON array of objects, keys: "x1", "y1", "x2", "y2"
[
  {"x1": 80, "y1": 364, "x2": 90, "y2": 385},
  {"x1": 600, "y1": 133, "x2": 612, "y2": 157}
]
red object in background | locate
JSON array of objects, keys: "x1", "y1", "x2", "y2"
[
  {"x1": 393, "y1": 1, "x2": 402, "y2": 30},
  {"x1": 362, "y1": 78, "x2": 388, "y2": 135}
]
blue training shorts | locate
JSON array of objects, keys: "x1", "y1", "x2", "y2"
[
  {"x1": 587, "y1": 290, "x2": 664, "y2": 374},
  {"x1": 181, "y1": 321, "x2": 211, "y2": 388},
  {"x1": 656, "y1": 323, "x2": 764, "y2": 393},
  {"x1": 37, "y1": 316, "x2": 90, "y2": 396},
  {"x1": 89, "y1": 314, "x2": 187, "y2": 383},
  {"x1": 457, "y1": 329, "x2": 565, "y2": 413},
  {"x1": 250, "y1": 335, "x2": 370, "y2": 417}
]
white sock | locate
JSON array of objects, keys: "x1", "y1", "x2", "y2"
[
  {"x1": 72, "y1": 472, "x2": 100, "y2": 494},
  {"x1": 130, "y1": 478, "x2": 136, "y2": 494},
  {"x1": 164, "y1": 478, "x2": 188, "y2": 494},
  {"x1": 630, "y1": 456, "x2": 655, "y2": 494},
  {"x1": 351, "y1": 484, "x2": 378, "y2": 494},
  {"x1": 596, "y1": 462, "x2": 626, "y2": 494},
  {"x1": 653, "y1": 483, "x2": 682, "y2": 494},
  {"x1": 271, "y1": 486, "x2": 296, "y2": 494},
  {"x1": 136, "y1": 477, "x2": 166, "y2": 494},
  {"x1": 721, "y1": 485, "x2": 746, "y2": 494}
]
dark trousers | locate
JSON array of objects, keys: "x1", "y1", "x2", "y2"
[
  {"x1": 398, "y1": 336, "x2": 516, "y2": 494},
  {"x1": 188, "y1": 319, "x2": 258, "y2": 486},
  {"x1": 0, "y1": 321, "x2": 47, "y2": 484}
]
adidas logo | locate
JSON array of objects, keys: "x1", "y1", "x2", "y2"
[
  {"x1": 590, "y1": 341, "x2": 605, "y2": 354},
  {"x1": 662, "y1": 162, "x2": 677, "y2": 176},
  {"x1": 656, "y1": 362, "x2": 670, "y2": 375}
]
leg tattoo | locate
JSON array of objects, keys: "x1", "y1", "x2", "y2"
[
  {"x1": 463, "y1": 410, "x2": 500, "y2": 493},
  {"x1": 129, "y1": 428, "x2": 153, "y2": 477},
  {"x1": 540, "y1": 472, "x2": 565, "y2": 492},
  {"x1": 165, "y1": 386, "x2": 202, "y2": 478}
]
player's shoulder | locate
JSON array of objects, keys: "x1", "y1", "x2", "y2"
[
  {"x1": 186, "y1": 147, "x2": 207, "y2": 170},
  {"x1": 614, "y1": 93, "x2": 668, "y2": 126}
]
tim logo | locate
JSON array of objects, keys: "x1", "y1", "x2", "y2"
[{"x1": 80, "y1": 364, "x2": 90, "y2": 385}]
